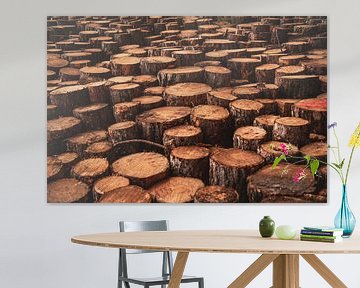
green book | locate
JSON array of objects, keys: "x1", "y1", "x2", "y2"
[
  {"x1": 300, "y1": 236, "x2": 343, "y2": 243},
  {"x1": 300, "y1": 234, "x2": 339, "y2": 240}
]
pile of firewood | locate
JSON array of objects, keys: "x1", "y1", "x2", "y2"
[{"x1": 47, "y1": 16, "x2": 327, "y2": 203}]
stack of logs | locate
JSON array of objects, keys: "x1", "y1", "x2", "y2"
[{"x1": 47, "y1": 16, "x2": 327, "y2": 203}]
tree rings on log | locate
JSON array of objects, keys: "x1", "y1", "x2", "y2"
[
  {"x1": 157, "y1": 66, "x2": 204, "y2": 86},
  {"x1": 194, "y1": 185, "x2": 239, "y2": 203},
  {"x1": 300, "y1": 142, "x2": 327, "y2": 162},
  {"x1": 99, "y1": 185, "x2": 152, "y2": 203},
  {"x1": 209, "y1": 148, "x2": 264, "y2": 202},
  {"x1": 233, "y1": 126, "x2": 267, "y2": 151},
  {"x1": 273, "y1": 117, "x2": 310, "y2": 147},
  {"x1": 232, "y1": 86, "x2": 262, "y2": 100},
  {"x1": 194, "y1": 60, "x2": 221, "y2": 68},
  {"x1": 47, "y1": 178, "x2": 90, "y2": 203},
  {"x1": 79, "y1": 66, "x2": 111, "y2": 83},
  {"x1": 73, "y1": 103, "x2": 114, "y2": 130},
  {"x1": 59, "y1": 67, "x2": 80, "y2": 81},
  {"x1": 47, "y1": 116, "x2": 82, "y2": 142},
  {"x1": 229, "y1": 99, "x2": 264, "y2": 127},
  {"x1": 278, "y1": 75, "x2": 321, "y2": 98},
  {"x1": 203, "y1": 39, "x2": 237, "y2": 52},
  {"x1": 66, "y1": 130, "x2": 108, "y2": 156},
  {"x1": 163, "y1": 125, "x2": 203, "y2": 151},
  {"x1": 132, "y1": 95, "x2": 164, "y2": 111},
  {"x1": 83, "y1": 141, "x2": 113, "y2": 160},
  {"x1": 110, "y1": 83, "x2": 141, "y2": 103},
  {"x1": 258, "y1": 141, "x2": 299, "y2": 163},
  {"x1": 110, "y1": 56, "x2": 140, "y2": 76},
  {"x1": 71, "y1": 158, "x2": 110, "y2": 186},
  {"x1": 205, "y1": 51, "x2": 228, "y2": 64},
  {"x1": 47, "y1": 156, "x2": 66, "y2": 182},
  {"x1": 172, "y1": 50, "x2": 204, "y2": 66},
  {"x1": 108, "y1": 121, "x2": 138, "y2": 145},
  {"x1": 170, "y1": 146, "x2": 210, "y2": 182},
  {"x1": 256, "y1": 98, "x2": 277, "y2": 114},
  {"x1": 275, "y1": 99, "x2": 299, "y2": 117},
  {"x1": 144, "y1": 86, "x2": 165, "y2": 96},
  {"x1": 112, "y1": 152, "x2": 169, "y2": 188},
  {"x1": 190, "y1": 105, "x2": 231, "y2": 145},
  {"x1": 292, "y1": 98, "x2": 327, "y2": 135},
  {"x1": 207, "y1": 90, "x2": 237, "y2": 107},
  {"x1": 255, "y1": 64, "x2": 280, "y2": 84},
  {"x1": 49, "y1": 85, "x2": 89, "y2": 116},
  {"x1": 136, "y1": 106, "x2": 191, "y2": 143},
  {"x1": 56, "y1": 152, "x2": 79, "y2": 175},
  {"x1": 149, "y1": 176, "x2": 205, "y2": 203},
  {"x1": 47, "y1": 58, "x2": 69, "y2": 72},
  {"x1": 132, "y1": 75, "x2": 158, "y2": 89},
  {"x1": 253, "y1": 114, "x2": 280, "y2": 138},
  {"x1": 93, "y1": 175, "x2": 130, "y2": 201},
  {"x1": 204, "y1": 66, "x2": 231, "y2": 88},
  {"x1": 113, "y1": 101, "x2": 140, "y2": 121},
  {"x1": 279, "y1": 55, "x2": 306, "y2": 66},
  {"x1": 87, "y1": 81, "x2": 110, "y2": 103},
  {"x1": 247, "y1": 163, "x2": 317, "y2": 203},
  {"x1": 227, "y1": 58, "x2": 261, "y2": 81},
  {"x1": 282, "y1": 41, "x2": 309, "y2": 53},
  {"x1": 164, "y1": 83, "x2": 211, "y2": 107},
  {"x1": 274, "y1": 65, "x2": 306, "y2": 85}
]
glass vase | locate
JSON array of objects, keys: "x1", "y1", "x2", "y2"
[{"x1": 334, "y1": 185, "x2": 356, "y2": 237}]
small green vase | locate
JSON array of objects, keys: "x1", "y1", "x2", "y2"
[{"x1": 259, "y1": 216, "x2": 275, "y2": 238}]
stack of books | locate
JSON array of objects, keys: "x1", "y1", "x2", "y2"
[{"x1": 300, "y1": 226, "x2": 344, "y2": 243}]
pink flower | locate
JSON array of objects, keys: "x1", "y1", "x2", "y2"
[
  {"x1": 280, "y1": 143, "x2": 289, "y2": 155},
  {"x1": 293, "y1": 169, "x2": 306, "y2": 183}
]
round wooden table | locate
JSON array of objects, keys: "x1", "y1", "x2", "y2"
[{"x1": 72, "y1": 230, "x2": 360, "y2": 288}]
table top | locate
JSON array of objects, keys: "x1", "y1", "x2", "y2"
[{"x1": 71, "y1": 230, "x2": 360, "y2": 254}]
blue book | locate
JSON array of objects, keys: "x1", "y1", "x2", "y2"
[{"x1": 302, "y1": 226, "x2": 343, "y2": 237}]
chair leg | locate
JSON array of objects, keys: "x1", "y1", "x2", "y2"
[{"x1": 199, "y1": 278, "x2": 204, "y2": 288}]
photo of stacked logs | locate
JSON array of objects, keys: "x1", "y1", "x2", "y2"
[{"x1": 47, "y1": 16, "x2": 327, "y2": 203}]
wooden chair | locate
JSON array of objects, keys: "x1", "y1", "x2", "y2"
[{"x1": 118, "y1": 220, "x2": 204, "y2": 288}]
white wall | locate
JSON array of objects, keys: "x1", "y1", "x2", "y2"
[{"x1": 1, "y1": 1, "x2": 360, "y2": 287}]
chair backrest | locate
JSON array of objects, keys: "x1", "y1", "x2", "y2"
[{"x1": 119, "y1": 220, "x2": 169, "y2": 254}]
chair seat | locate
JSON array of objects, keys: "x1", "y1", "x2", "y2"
[{"x1": 119, "y1": 275, "x2": 202, "y2": 285}]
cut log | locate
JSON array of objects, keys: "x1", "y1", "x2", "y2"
[
  {"x1": 62, "y1": 52, "x2": 92, "y2": 62},
  {"x1": 49, "y1": 85, "x2": 90, "y2": 116},
  {"x1": 209, "y1": 148, "x2": 264, "y2": 202},
  {"x1": 310, "y1": 133, "x2": 326, "y2": 143},
  {"x1": 205, "y1": 51, "x2": 229, "y2": 65},
  {"x1": 278, "y1": 75, "x2": 321, "y2": 98},
  {"x1": 274, "y1": 65, "x2": 306, "y2": 86},
  {"x1": 149, "y1": 176, "x2": 205, "y2": 203},
  {"x1": 273, "y1": 117, "x2": 310, "y2": 147},
  {"x1": 275, "y1": 99, "x2": 300, "y2": 117},
  {"x1": 83, "y1": 141, "x2": 113, "y2": 160},
  {"x1": 207, "y1": 90, "x2": 237, "y2": 108},
  {"x1": 47, "y1": 156, "x2": 66, "y2": 182},
  {"x1": 47, "y1": 70, "x2": 57, "y2": 80},
  {"x1": 113, "y1": 101, "x2": 141, "y2": 121},
  {"x1": 247, "y1": 163, "x2": 317, "y2": 203},
  {"x1": 105, "y1": 76, "x2": 133, "y2": 87},
  {"x1": 229, "y1": 99, "x2": 264, "y2": 127},
  {"x1": 253, "y1": 115, "x2": 280, "y2": 138},
  {"x1": 79, "y1": 30, "x2": 99, "y2": 41},
  {"x1": 132, "y1": 75, "x2": 158, "y2": 89},
  {"x1": 204, "y1": 66, "x2": 231, "y2": 88},
  {"x1": 300, "y1": 142, "x2": 327, "y2": 162},
  {"x1": 71, "y1": 158, "x2": 110, "y2": 186},
  {"x1": 233, "y1": 126, "x2": 267, "y2": 151},
  {"x1": 112, "y1": 152, "x2": 169, "y2": 188},
  {"x1": 93, "y1": 175, "x2": 130, "y2": 201},
  {"x1": 279, "y1": 55, "x2": 306, "y2": 66},
  {"x1": 144, "y1": 86, "x2": 165, "y2": 96},
  {"x1": 282, "y1": 41, "x2": 309, "y2": 53},
  {"x1": 157, "y1": 66, "x2": 204, "y2": 86},
  {"x1": 256, "y1": 98, "x2": 277, "y2": 114},
  {"x1": 47, "y1": 178, "x2": 90, "y2": 203},
  {"x1": 73, "y1": 103, "x2": 114, "y2": 130},
  {"x1": 140, "y1": 56, "x2": 177, "y2": 75},
  {"x1": 194, "y1": 185, "x2": 239, "y2": 203},
  {"x1": 227, "y1": 58, "x2": 262, "y2": 81},
  {"x1": 203, "y1": 39, "x2": 237, "y2": 52},
  {"x1": 258, "y1": 141, "x2": 299, "y2": 163},
  {"x1": 172, "y1": 50, "x2": 204, "y2": 66},
  {"x1": 59, "y1": 67, "x2": 80, "y2": 81},
  {"x1": 136, "y1": 106, "x2": 191, "y2": 143},
  {"x1": 110, "y1": 83, "x2": 141, "y2": 103},
  {"x1": 66, "y1": 130, "x2": 108, "y2": 156},
  {"x1": 232, "y1": 86, "x2": 262, "y2": 100},
  {"x1": 194, "y1": 60, "x2": 221, "y2": 68},
  {"x1": 190, "y1": 105, "x2": 231, "y2": 145},
  {"x1": 86, "y1": 81, "x2": 110, "y2": 103},
  {"x1": 132, "y1": 95, "x2": 164, "y2": 111},
  {"x1": 170, "y1": 146, "x2": 210, "y2": 182},
  {"x1": 255, "y1": 64, "x2": 280, "y2": 84},
  {"x1": 99, "y1": 185, "x2": 152, "y2": 203},
  {"x1": 56, "y1": 152, "x2": 80, "y2": 175},
  {"x1": 164, "y1": 83, "x2": 211, "y2": 107},
  {"x1": 163, "y1": 125, "x2": 203, "y2": 151},
  {"x1": 319, "y1": 75, "x2": 327, "y2": 92},
  {"x1": 47, "y1": 116, "x2": 82, "y2": 142},
  {"x1": 107, "y1": 121, "x2": 138, "y2": 145},
  {"x1": 79, "y1": 66, "x2": 111, "y2": 83},
  {"x1": 125, "y1": 48, "x2": 147, "y2": 57},
  {"x1": 110, "y1": 57, "x2": 141, "y2": 76},
  {"x1": 47, "y1": 58, "x2": 69, "y2": 72},
  {"x1": 292, "y1": 98, "x2": 327, "y2": 134}
]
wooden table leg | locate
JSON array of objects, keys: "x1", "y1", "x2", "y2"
[
  {"x1": 273, "y1": 254, "x2": 299, "y2": 288},
  {"x1": 301, "y1": 254, "x2": 347, "y2": 288},
  {"x1": 168, "y1": 252, "x2": 189, "y2": 288},
  {"x1": 228, "y1": 254, "x2": 279, "y2": 288}
]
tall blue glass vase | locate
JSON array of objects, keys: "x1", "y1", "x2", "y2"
[{"x1": 334, "y1": 185, "x2": 356, "y2": 237}]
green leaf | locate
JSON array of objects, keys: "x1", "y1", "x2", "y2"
[
  {"x1": 310, "y1": 159, "x2": 320, "y2": 177},
  {"x1": 339, "y1": 158, "x2": 345, "y2": 169},
  {"x1": 272, "y1": 154, "x2": 286, "y2": 169},
  {"x1": 304, "y1": 155, "x2": 311, "y2": 165}
]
